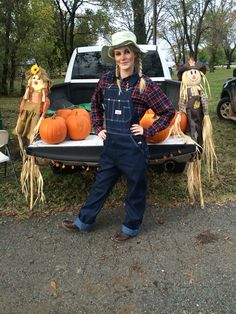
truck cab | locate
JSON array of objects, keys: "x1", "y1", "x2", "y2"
[{"x1": 49, "y1": 45, "x2": 180, "y2": 111}]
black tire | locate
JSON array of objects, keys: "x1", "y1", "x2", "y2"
[
  {"x1": 150, "y1": 161, "x2": 186, "y2": 173},
  {"x1": 217, "y1": 97, "x2": 231, "y2": 120}
]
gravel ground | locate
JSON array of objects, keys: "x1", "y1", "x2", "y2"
[{"x1": 0, "y1": 201, "x2": 235, "y2": 314}]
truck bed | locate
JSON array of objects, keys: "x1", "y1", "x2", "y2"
[{"x1": 26, "y1": 135, "x2": 196, "y2": 167}]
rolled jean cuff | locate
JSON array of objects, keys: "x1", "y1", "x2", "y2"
[
  {"x1": 74, "y1": 217, "x2": 93, "y2": 231},
  {"x1": 121, "y1": 224, "x2": 139, "y2": 237}
]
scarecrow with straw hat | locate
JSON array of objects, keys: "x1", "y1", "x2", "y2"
[
  {"x1": 173, "y1": 58, "x2": 217, "y2": 208},
  {"x1": 15, "y1": 64, "x2": 52, "y2": 209}
]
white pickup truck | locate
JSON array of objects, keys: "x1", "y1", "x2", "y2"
[{"x1": 27, "y1": 45, "x2": 196, "y2": 172}]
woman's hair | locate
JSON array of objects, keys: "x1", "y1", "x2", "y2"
[{"x1": 115, "y1": 44, "x2": 146, "y2": 94}]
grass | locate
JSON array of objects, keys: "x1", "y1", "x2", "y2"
[{"x1": 0, "y1": 68, "x2": 236, "y2": 217}]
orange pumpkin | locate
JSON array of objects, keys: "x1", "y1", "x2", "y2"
[
  {"x1": 66, "y1": 112, "x2": 91, "y2": 140},
  {"x1": 145, "y1": 108, "x2": 155, "y2": 114},
  {"x1": 39, "y1": 115, "x2": 67, "y2": 144},
  {"x1": 170, "y1": 111, "x2": 187, "y2": 132},
  {"x1": 179, "y1": 112, "x2": 187, "y2": 132},
  {"x1": 70, "y1": 108, "x2": 90, "y2": 120},
  {"x1": 140, "y1": 113, "x2": 170, "y2": 143},
  {"x1": 56, "y1": 108, "x2": 72, "y2": 120}
]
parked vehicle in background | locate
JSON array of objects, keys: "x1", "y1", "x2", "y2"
[{"x1": 217, "y1": 75, "x2": 236, "y2": 122}]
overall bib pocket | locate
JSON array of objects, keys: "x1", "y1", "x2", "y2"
[{"x1": 104, "y1": 98, "x2": 131, "y2": 123}]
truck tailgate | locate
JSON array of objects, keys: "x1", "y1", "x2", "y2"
[{"x1": 26, "y1": 135, "x2": 196, "y2": 166}]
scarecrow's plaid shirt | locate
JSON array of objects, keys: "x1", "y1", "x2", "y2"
[{"x1": 91, "y1": 72, "x2": 176, "y2": 137}]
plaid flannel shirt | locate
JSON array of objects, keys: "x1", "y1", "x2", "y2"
[{"x1": 91, "y1": 72, "x2": 176, "y2": 137}]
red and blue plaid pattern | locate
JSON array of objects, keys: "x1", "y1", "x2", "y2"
[{"x1": 91, "y1": 72, "x2": 176, "y2": 137}]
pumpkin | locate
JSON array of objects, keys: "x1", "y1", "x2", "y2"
[
  {"x1": 170, "y1": 111, "x2": 187, "y2": 132},
  {"x1": 70, "y1": 108, "x2": 90, "y2": 120},
  {"x1": 56, "y1": 108, "x2": 72, "y2": 120},
  {"x1": 179, "y1": 112, "x2": 187, "y2": 132},
  {"x1": 39, "y1": 115, "x2": 67, "y2": 144},
  {"x1": 145, "y1": 108, "x2": 155, "y2": 114},
  {"x1": 66, "y1": 111, "x2": 91, "y2": 140},
  {"x1": 140, "y1": 113, "x2": 170, "y2": 143}
]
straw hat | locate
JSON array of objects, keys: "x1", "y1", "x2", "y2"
[{"x1": 101, "y1": 31, "x2": 147, "y2": 64}]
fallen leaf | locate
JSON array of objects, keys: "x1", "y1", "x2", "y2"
[
  {"x1": 183, "y1": 272, "x2": 193, "y2": 284},
  {"x1": 50, "y1": 280, "x2": 57, "y2": 290},
  {"x1": 196, "y1": 230, "x2": 219, "y2": 244}
]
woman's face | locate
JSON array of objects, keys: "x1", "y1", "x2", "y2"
[{"x1": 114, "y1": 47, "x2": 135, "y2": 75}]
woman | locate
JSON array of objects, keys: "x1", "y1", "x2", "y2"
[{"x1": 62, "y1": 31, "x2": 175, "y2": 241}]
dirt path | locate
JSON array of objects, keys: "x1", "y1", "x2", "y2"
[{"x1": 0, "y1": 202, "x2": 235, "y2": 314}]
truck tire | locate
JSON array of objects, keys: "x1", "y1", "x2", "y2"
[{"x1": 217, "y1": 97, "x2": 231, "y2": 120}]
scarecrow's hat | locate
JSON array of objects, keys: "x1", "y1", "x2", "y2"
[{"x1": 177, "y1": 58, "x2": 206, "y2": 81}]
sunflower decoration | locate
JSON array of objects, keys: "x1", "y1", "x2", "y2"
[{"x1": 31, "y1": 64, "x2": 39, "y2": 75}]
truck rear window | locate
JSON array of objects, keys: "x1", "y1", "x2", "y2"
[{"x1": 72, "y1": 50, "x2": 164, "y2": 79}]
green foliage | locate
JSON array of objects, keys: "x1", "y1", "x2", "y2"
[
  {"x1": 19, "y1": 0, "x2": 57, "y2": 69},
  {"x1": 74, "y1": 8, "x2": 113, "y2": 47},
  {"x1": 0, "y1": 0, "x2": 58, "y2": 94},
  {"x1": 198, "y1": 47, "x2": 230, "y2": 66}
]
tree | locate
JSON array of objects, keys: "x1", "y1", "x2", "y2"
[
  {"x1": 0, "y1": 0, "x2": 12, "y2": 94},
  {"x1": 0, "y1": 0, "x2": 38, "y2": 95},
  {"x1": 53, "y1": 0, "x2": 113, "y2": 63},
  {"x1": 0, "y1": 0, "x2": 58, "y2": 95},
  {"x1": 54, "y1": 0, "x2": 83, "y2": 63},
  {"x1": 131, "y1": 0, "x2": 146, "y2": 43},
  {"x1": 203, "y1": 0, "x2": 236, "y2": 71},
  {"x1": 180, "y1": 0, "x2": 211, "y2": 60},
  {"x1": 99, "y1": 0, "x2": 163, "y2": 44},
  {"x1": 154, "y1": 0, "x2": 214, "y2": 64},
  {"x1": 158, "y1": 1, "x2": 186, "y2": 64},
  {"x1": 220, "y1": 7, "x2": 236, "y2": 68}
]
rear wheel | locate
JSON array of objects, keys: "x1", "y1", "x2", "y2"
[
  {"x1": 217, "y1": 97, "x2": 232, "y2": 120},
  {"x1": 149, "y1": 161, "x2": 186, "y2": 173}
]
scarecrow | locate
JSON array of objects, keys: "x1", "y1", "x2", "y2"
[
  {"x1": 173, "y1": 58, "x2": 217, "y2": 208},
  {"x1": 15, "y1": 64, "x2": 52, "y2": 209},
  {"x1": 16, "y1": 64, "x2": 51, "y2": 147}
]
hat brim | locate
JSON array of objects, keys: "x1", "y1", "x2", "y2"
[
  {"x1": 177, "y1": 62, "x2": 206, "y2": 80},
  {"x1": 101, "y1": 42, "x2": 147, "y2": 64}
]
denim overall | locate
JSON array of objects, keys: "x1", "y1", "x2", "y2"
[{"x1": 74, "y1": 74, "x2": 149, "y2": 236}]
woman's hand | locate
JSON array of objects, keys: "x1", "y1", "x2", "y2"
[
  {"x1": 130, "y1": 124, "x2": 144, "y2": 136},
  {"x1": 98, "y1": 129, "x2": 107, "y2": 140}
]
